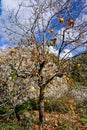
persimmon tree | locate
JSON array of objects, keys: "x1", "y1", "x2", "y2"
[{"x1": 0, "y1": 0, "x2": 87, "y2": 126}]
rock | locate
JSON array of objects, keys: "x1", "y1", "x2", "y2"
[{"x1": 0, "y1": 45, "x2": 68, "y2": 105}]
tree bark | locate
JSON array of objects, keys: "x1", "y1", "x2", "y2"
[
  {"x1": 14, "y1": 106, "x2": 20, "y2": 121},
  {"x1": 39, "y1": 87, "x2": 44, "y2": 125}
]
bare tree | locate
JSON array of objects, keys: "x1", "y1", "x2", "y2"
[{"x1": 0, "y1": 0, "x2": 87, "y2": 126}]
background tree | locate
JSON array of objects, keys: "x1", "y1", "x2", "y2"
[
  {"x1": 70, "y1": 51, "x2": 87, "y2": 86},
  {"x1": 0, "y1": 0, "x2": 87, "y2": 126}
]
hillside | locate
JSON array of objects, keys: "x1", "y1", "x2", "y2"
[
  {"x1": 70, "y1": 51, "x2": 87, "y2": 86},
  {"x1": 0, "y1": 46, "x2": 87, "y2": 104},
  {"x1": 0, "y1": 45, "x2": 68, "y2": 104}
]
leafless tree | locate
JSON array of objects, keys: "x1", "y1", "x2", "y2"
[{"x1": 0, "y1": 0, "x2": 87, "y2": 126}]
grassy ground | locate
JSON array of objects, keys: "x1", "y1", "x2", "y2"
[
  {"x1": 0, "y1": 99, "x2": 87, "y2": 130},
  {"x1": 0, "y1": 110, "x2": 87, "y2": 130}
]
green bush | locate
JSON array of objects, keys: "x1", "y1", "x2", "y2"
[
  {"x1": 15, "y1": 101, "x2": 32, "y2": 114},
  {"x1": 0, "y1": 106, "x2": 7, "y2": 115},
  {"x1": 0, "y1": 123, "x2": 20, "y2": 130},
  {"x1": 79, "y1": 118, "x2": 87, "y2": 126}
]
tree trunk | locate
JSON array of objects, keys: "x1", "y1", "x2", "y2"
[
  {"x1": 39, "y1": 87, "x2": 44, "y2": 125},
  {"x1": 14, "y1": 106, "x2": 20, "y2": 121}
]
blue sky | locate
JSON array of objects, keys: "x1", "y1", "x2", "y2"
[
  {"x1": 0, "y1": 0, "x2": 10, "y2": 49},
  {"x1": 0, "y1": 0, "x2": 1, "y2": 15},
  {"x1": 0, "y1": 0, "x2": 87, "y2": 57}
]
